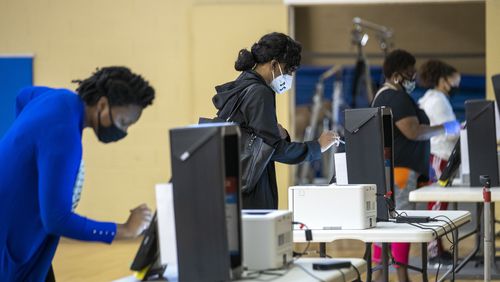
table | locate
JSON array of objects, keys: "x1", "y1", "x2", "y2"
[
  {"x1": 410, "y1": 183, "x2": 500, "y2": 280},
  {"x1": 293, "y1": 210, "x2": 471, "y2": 282},
  {"x1": 409, "y1": 184, "x2": 500, "y2": 202},
  {"x1": 113, "y1": 257, "x2": 367, "y2": 282}
]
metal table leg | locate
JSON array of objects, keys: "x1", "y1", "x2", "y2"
[
  {"x1": 455, "y1": 203, "x2": 482, "y2": 273},
  {"x1": 364, "y1": 242, "x2": 372, "y2": 282},
  {"x1": 453, "y1": 227, "x2": 458, "y2": 282},
  {"x1": 319, "y1": 242, "x2": 326, "y2": 258},
  {"x1": 420, "y1": 242, "x2": 428, "y2": 282},
  {"x1": 492, "y1": 203, "x2": 499, "y2": 271},
  {"x1": 382, "y1": 243, "x2": 389, "y2": 282}
]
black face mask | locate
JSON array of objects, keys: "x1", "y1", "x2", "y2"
[
  {"x1": 445, "y1": 79, "x2": 460, "y2": 97},
  {"x1": 97, "y1": 108, "x2": 127, "y2": 143},
  {"x1": 448, "y1": 86, "x2": 459, "y2": 97}
]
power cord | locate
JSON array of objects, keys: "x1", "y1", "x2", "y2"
[
  {"x1": 351, "y1": 264, "x2": 362, "y2": 282},
  {"x1": 379, "y1": 193, "x2": 458, "y2": 282},
  {"x1": 431, "y1": 216, "x2": 457, "y2": 282},
  {"x1": 292, "y1": 221, "x2": 313, "y2": 259},
  {"x1": 324, "y1": 253, "x2": 362, "y2": 281},
  {"x1": 408, "y1": 216, "x2": 457, "y2": 282},
  {"x1": 408, "y1": 222, "x2": 448, "y2": 282}
]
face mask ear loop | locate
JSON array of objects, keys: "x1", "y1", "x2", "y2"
[{"x1": 278, "y1": 63, "x2": 284, "y2": 76}]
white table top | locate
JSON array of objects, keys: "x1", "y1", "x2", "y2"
[
  {"x1": 293, "y1": 210, "x2": 470, "y2": 243},
  {"x1": 113, "y1": 257, "x2": 366, "y2": 282},
  {"x1": 409, "y1": 183, "x2": 500, "y2": 202}
]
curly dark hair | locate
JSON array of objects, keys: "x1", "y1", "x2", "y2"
[
  {"x1": 234, "y1": 32, "x2": 302, "y2": 73},
  {"x1": 418, "y1": 60, "x2": 458, "y2": 88},
  {"x1": 73, "y1": 66, "x2": 155, "y2": 108},
  {"x1": 383, "y1": 49, "x2": 416, "y2": 79}
]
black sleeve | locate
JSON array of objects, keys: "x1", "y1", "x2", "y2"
[
  {"x1": 243, "y1": 85, "x2": 322, "y2": 165},
  {"x1": 373, "y1": 90, "x2": 417, "y2": 122}
]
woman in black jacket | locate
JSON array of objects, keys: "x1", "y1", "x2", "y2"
[{"x1": 212, "y1": 32, "x2": 338, "y2": 209}]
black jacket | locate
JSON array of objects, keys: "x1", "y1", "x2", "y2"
[{"x1": 213, "y1": 70, "x2": 321, "y2": 209}]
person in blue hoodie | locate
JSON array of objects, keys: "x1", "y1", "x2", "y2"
[{"x1": 0, "y1": 66, "x2": 155, "y2": 281}]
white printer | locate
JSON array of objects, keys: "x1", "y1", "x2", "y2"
[
  {"x1": 289, "y1": 184, "x2": 377, "y2": 230},
  {"x1": 241, "y1": 210, "x2": 293, "y2": 270}
]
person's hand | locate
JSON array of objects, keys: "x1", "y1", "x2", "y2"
[
  {"x1": 116, "y1": 204, "x2": 153, "y2": 240},
  {"x1": 277, "y1": 123, "x2": 289, "y2": 139},
  {"x1": 318, "y1": 130, "x2": 339, "y2": 153},
  {"x1": 443, "y1": 120, "x2": 460, "y2": 136}
]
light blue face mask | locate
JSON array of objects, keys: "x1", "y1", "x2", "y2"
[
  {"x1": 270, "y1": 64, "x2": 293, "y2": 94},
  {"x1": 401, "y1": 79, "x2": 416, "y2": 94}
]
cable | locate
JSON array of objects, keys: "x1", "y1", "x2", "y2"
[
  {"x1": 324, "y1": 252, "x2": 362, "y2": 281},
  {"x1": 386, "y1": 196, "x2": 459, "y2": 282},
  {"x1": 435, "y1": 255, "x2": 442, "y2": 282},
  {"x1": 293, "y1": 241, "x2": 311, "y2": 260},
  {"x1": 415, "y1": 223, "x2": 453, "y2": 246},
  {"x1": 351, "y1": 263, "x2": 362, "y2": 282},
  {"x1": 292, "y1": 221, "x2": 313, "y2": 259},
  {"x1": 432, "y1": 215, "x2": 458, "y2": 232},
  {"x1": 433, "y1": 217, "x2": 457, "y2": 279},
  {"x1": 294, "y1": 263, "x2": 327, "y2": 282},
  {"x1": 337, "y1": 268, "x2": 346, "y2": 282},
  {"x1": 381, "y1": 196, "x2": 458, "y2": 281},
  {"x1": 430, "y1": 216, "x2": 458, "y2": 281}
]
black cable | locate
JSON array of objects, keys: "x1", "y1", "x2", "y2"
[
  {"x1": 433, "y1": 217, "x2": 457, "y2": 280},
  {"x1": 435, "y1": 255, "x2": 442, "y2": 282},
  {"x1": 414, "y1": 221, "x2": 455, "y2": 261},
  {"x1": 294, "y1": 263, "x2": 327, "y2": 282},
  {"x1": 431, "y1": 216, "x2": 458, "y2": 281},
  {"x1": 292, "y1": 221, "x2": 313, "y2": 259},
  {"x1": 293, "y1": 241, "x2": 311, "y2": 260},
  {"x1": 407, "y1": 220, "x2": 450, "y2": 280},
  {"x1": 433, "y1": 215, "x2": 458, "y2": 233},
  {"x1": 351, "y1": 263, "x2": 362, "y2": 282},
  {"x1": 415, "y1": 223, "x2": 454, "y2": 246},
  {"x1": 337, "y1": 268, "x2": 346, "y2": 282},
  {"x1": 434, "y1": 221, "x2": 454, "y2": 246},
  {"x1": 324, "y1": 253, "x2": 362, "y2": 282},
  {"x1": 429, "y1": 218, "x2": 456, "y2": 251},
  {"x1": 391, "y1": 207, "x2": 459, "y2": 282}
]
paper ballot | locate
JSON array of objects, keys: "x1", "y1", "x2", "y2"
[
  {"x1": 155, "y1": 183, "x2": 177, "y2": 265},
  {"x1": 460, "y1": 130, "x2": 469, "y2": 175},
  {"x1": 334, "y1": 152, "x2": 349, "y2": 185}
]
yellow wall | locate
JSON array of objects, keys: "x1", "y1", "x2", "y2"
[
  {"x1": 190, "y1": 3, "x2": 290, "y2": 209},
  {"x1": 0, "y1": 0, "x2": 290, "y2": 222},
  {"x1": 486, "y1": 0, "x2": 499, "y2": 100}
]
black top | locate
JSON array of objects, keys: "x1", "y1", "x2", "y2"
[
  {"x1": 212, "y1": 70, "x2": 321, "y2": 209},
  {"x1": 372, "y1": 88, "x2": 430, "y2": 177}
]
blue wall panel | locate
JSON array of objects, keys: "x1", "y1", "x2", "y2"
[{"x1": 0, "y1": 56, "x2": 33, "y2": 138}]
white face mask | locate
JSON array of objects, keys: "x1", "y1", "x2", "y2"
[{"x1": 270, "y1": 64, "x2": 293, "y2": 94}]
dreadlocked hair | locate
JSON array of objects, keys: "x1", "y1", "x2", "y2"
[{"x1": 73, "y1": 66, "x2": 155, "y2": 108}]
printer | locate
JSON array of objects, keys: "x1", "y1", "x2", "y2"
[
  {"x1": 289, "y1": 184, "x2": 377, "y2": 230},
  {"x1": 241, "y1": 210, "x2": 293, "y2": 270}
]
